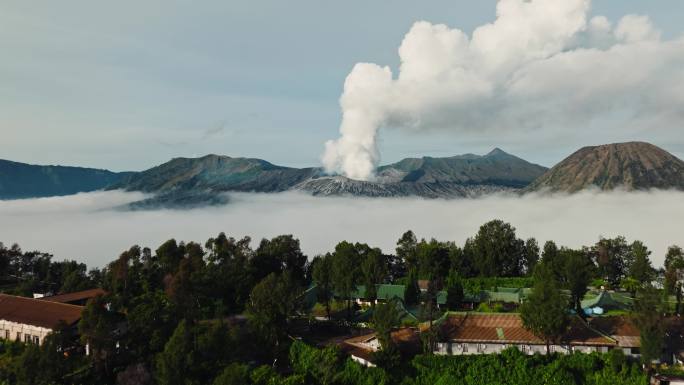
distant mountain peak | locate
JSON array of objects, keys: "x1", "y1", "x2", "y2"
[
  {"x1": 526, "y1": 141, "x2": 684, "y2": 193},
  {"x1": 486, "y1": 147, "x2": 509, "y2": 157}
]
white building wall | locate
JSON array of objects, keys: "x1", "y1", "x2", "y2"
[
  {"x1": 350, "y1": 355, "x2": 376, "y2": 367},
  {"x1": 436, "y1": 342, "x2": 606, "y2": 356},
  {"x1": 0, "y1": 319, "x2": 52, "y2": 345}
]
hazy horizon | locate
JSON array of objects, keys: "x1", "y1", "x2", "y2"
[{"x1": 1, "y1": 189, "x2": 681, "y2": 269}]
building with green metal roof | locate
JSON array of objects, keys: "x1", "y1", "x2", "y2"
[
  {"x1": 351, "y1": 284, "x2": 406, "y2": 303},
  {"x1": 580, "y1": 291, "x2": 629, "y2": 312}
]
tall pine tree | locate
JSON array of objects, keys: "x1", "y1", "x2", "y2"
[{"x1": 520, "y1": 263, "x2": 569, "y2": 353}]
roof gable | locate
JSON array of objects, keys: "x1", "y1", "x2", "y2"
[
  {"x1": 0, "y1": 294, "x2": 83, "y2": 329},
  {"x1": 41, "y1": 288, "x2": 106, "y2": 304}
]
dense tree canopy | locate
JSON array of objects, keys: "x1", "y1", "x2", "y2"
[
  {"x1": 468, "y1": 220, "x2": 528, "y2": 277},
  {"x1": 331, "y1": 241, "x2": 364, "y2": 318},
  {"x1": 561, "y1": 248, "x2": 595, "y2": 315},
  {"x1": 0, "y1": 222, "x2": 677, "y2": 385},
  {"x1": 633, "y1": 286, "x2": 666, "y2": 365},
  {"x1": 520, "y1": 263, "x2": 569, "y2": 352},
  {"x1": 247, "y1": 272, "x2": 300, "y2": 354}
]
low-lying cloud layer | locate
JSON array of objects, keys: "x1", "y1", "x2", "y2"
[
  {"x1": 0, "y1": 190, "x2": 681, "y2": 268},
  {"x1": 323, "y1": 0, "x2": 684, "y2": 180}
]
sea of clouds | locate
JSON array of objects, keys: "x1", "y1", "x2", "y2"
[{"x1": 0, "y1": 189, "x2": 682, "y2": 268}]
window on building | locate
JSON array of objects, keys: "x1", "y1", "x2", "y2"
[
  {"x1": 16, "y1": 332, "x2": 21, "y2": 342},
  {"x1": 4, "y1": 330, "x2": 8, "y2": 340},
  {"x1": 33, "y1": 336, "x2": 39, "y2": 345},
  {"x1": 520, "y1": 344, "x2": 529, "y2": 353},
  {"x1": 0, "y1": 329, "x2": 3, "y2": 339},
  {"x1": 630, "y1": 347, "x2": 640, "y2": 355},
  {"x1": 24, "y1": 334, "x2": 31, "y2": 343},
  {"x1": 461, "y1": 343, "x2": 468, "y2": 353},
  {"x1": 477, "y1": 344, "x2": 486, "y2": 353}
]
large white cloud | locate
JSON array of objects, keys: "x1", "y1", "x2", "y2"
[
  {"x1": 0, "y1": 190, "x2": 682, "y2": 268},
  {"x1": 322, "y1": 0, "x2": 684, "y2": 180}
]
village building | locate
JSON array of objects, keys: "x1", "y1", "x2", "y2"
[
  {"x1": 41, "y1": 288, "x2": 106, "y2": 306},
  {"x1": 349, "y1": 283, "x2": 530, "y2": 309},
  {"x1": 651, "y1": 373, "x2": 684, "y2": 385},
  {"x1": 340, "y1": 327, "x2": 422, "y2": 367},
  {"x1": 588, "y1": 316, "x2": 641, "y2": 358},
  {"x1": 341, "y1": 313, "x2": 684, "y2": 371},
  {"x1": 435, "y1": 313, "x2": 616, "y2": 356},
  {"x1": 340, "y1": 335, "x2": 377, "y2": 367},
  {"x1": 0, "y1": 294, "x2": 84, "y2": 345},
  {"x1": 351, "y1": 284, "x2": 405, "y2": 306},
  {"x1": 580, "y1": 290, "x2": 630, "y2": 316},
  {"x1": 354, "y1": 298, "x2": 419, "y2": 325}
]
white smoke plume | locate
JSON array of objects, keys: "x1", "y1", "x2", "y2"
[{"x1": 322, "y1": 0, "x2": 684, "y2": 180}]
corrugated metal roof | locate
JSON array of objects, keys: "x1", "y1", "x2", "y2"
[
  {"x1": 0, "y1": 294, "x2": 83, "y2": 329},
  {"x1": 485, "y1": 290, "x2": 522, "y2": 303},
  {"x1": 351, "y1": 284, "x2": 405, "y2": 301},
  {"x1": 588, "y1": 316, "x2": 641, "y2": 348},
  {"x1": 580, "y1": 291, "x2": 627, "y2": 310},
  {"x1": 41, "y1": 288, "x2": 106, "y2": 304},
  {"x1": 440, "y1": 313, "x2": 544, "y2": 344},
  {"x1": 341, "y1": 327, "x2": 421, "y2": 362},
  {"x1": 440, "y1": 313, "x2": 615, "y2": 346}
]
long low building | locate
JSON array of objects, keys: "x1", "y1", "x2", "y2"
[
  {"x1": 0, "y1": 294, "x2": 84, "y2": 345},
  {"x1": 435, "y1": 313, "x2": 617, "y2": 356}
]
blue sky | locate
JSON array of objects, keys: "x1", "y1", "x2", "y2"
[{"x1": 1, "y1": 0, "x2": 683, "y2": 171}]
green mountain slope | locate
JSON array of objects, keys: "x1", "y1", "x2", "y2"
[
  {"x1": 376, "y1": 148, "x2": 548, "y2": 188},
  {"x1": 110, "y1": 154, "x2": 318, "y2": 193},
  {"x1": 0, "y1": 159, "x2": 132, "y2": 199},
  {"x1": 112, "y1": 149, "x2": 548, "y2": 207}
]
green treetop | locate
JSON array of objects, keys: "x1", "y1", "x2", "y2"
[{"x1": 520, "y1": 263, "x2": 569, "y2": 352}]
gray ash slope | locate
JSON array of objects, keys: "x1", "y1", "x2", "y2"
[
  {"x1": 296, "y1": 148, "x2": 547, "y2": 198},
  {"x1": 525, "y1": 142, "x2": 684, "y2": 193},
  {"x1": 112, "y1": 149, "x2": 548, "y2": 207}
]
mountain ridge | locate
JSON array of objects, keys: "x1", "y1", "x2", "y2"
[
  {"x1": 112, "y1": 148, "x2": 548, "y2": 207},
  {"x1": 0, "y1": 159, "x2": 133, "y2": 200},
  {"x1": 526, "y1": 142, "x2": 684, "y2": 193},
  {"x1": 4, "y1": 141, "x2": 682, "y2": 207}
]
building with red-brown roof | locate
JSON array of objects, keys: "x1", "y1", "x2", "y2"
[
  {"x1": 340, "y1": 327, "x2": 422, "y2": 366},
  {"x1": 41, "y1": 288, "x2": 106, "y2": 306},
  {"x1": 588, "y1": 315, "x2": 641, "y2": 357},
  {"x1": 0, "y1": 294, "x2": 84, "y2": 345},
  {"x1": 436, "y1": 313, "x2": 616, "y2": 355}
]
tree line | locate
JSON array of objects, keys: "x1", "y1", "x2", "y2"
[{"x1": 0, "y1": 219, "x2": 681, "y2": 384}]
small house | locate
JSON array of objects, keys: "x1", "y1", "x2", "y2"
[
  {"x1": 0, "y1": 294, "x2": 83, "y2": 345},
  {"x1": 588, "y1": 316, "x2": 641, "y2": 358},
  {"x1": 340, "y1": 327, "x2": 421, "y2": 366}
]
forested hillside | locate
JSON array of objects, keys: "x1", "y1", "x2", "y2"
[{"x1": 1, "y1": 220, "x2": 682, "y2": 384}]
